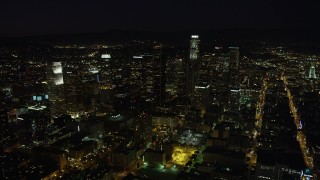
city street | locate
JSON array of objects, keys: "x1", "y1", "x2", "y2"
[
  {"x1": 282, "y1": 73, "x2": 314, "y2": 170},
  {"x1": 246, "y1": 76, "x2": 268, "y2": 171}
]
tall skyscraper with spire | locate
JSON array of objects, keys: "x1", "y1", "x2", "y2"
[
  {"x1": 308, "y1": 63, "x2": 317, "y2": 79},
  {"x1": 186, "y1": 35, "x2": 200, "y2": 97}
]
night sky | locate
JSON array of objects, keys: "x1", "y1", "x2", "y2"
[{"x1": 0, "y1": 1, "x2": 319, "y2": 37}]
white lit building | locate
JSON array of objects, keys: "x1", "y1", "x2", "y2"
[{"x1": 47, "y1": 62, "x2": 66, "y2": 120}]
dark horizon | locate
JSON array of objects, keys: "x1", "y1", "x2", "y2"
[
  {"x1": 1, "y1": 29, "x2": 320, "y2": 48},
  {"x1": 1, "y1": 1, "x2": 320, "y2": 38}
]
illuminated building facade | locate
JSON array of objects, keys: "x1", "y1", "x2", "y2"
[
  {"x1": 186, "y1": 35, "x2": 200, "y2": 97},
  {"x1": 165, "y1": 53, "x2": 185, "y2": 100},
  {"x1": 306, "y1": 63, "x2": 318, "y2": 92},
  {"x1": 308, "y1": 63, "x2": 317, "y2": 79},
  {"x1": 47, "y1": 62, "x2": 66, "y2": 120},
  {"x1": 100, "y1": 54, "x2": 113, "y2": 84},
  {"x1": 192, "y1": 84, "x2": 210, "y2": 110},
  {"x1": 64, "y1": 70, "x2": 83, "y2": 118}
]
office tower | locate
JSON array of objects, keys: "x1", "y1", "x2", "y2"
[
  {"x1": 307, "y1": 63, "x2": 318, "y2": 92},
  {"x1": 97, "y1": 53, "x2": 115, "y2": 113},
  {"x1": 64, "y1": 70, "x2": 83, "y2": 118},
  {"x1": 47, "y1": 62, "x2": 66, "y2": 120},
  {"x1": 100, "y1": 54, "x2": 113, "y2": 84},
  {"x1": 0, "y1": 91, "x2": 9, "y2": 139},
  {"x1": 229, "y1": 47, "x2": 240, "y2": 87},
  {"x1": 193, "y1": 84, "x2": 210, "y2": 110},
  {"x1": 27, "y1": 105, "x2": 51, "y2": 143},
  {"x1": 153, "y1": 44, "x2": 166, "y2": 105},
  {"x1": 186, "y1": 35, "x2": 200, "y2": 97},
  {"x1": 228, "y1": 88, "x2": 241, "y2": 113},
  {"x1": 166, "y1": 57, "x2": 184, "y2": 100},
  {"x1": 308, "y1": 63, "x2": 317, "y2": 79},
  {"x1": 130, "y1": 55, "x2": 145, "y2": 87},
  {"x1": 140, "y1": 54, "x2": 154, "y2": 100},
  {"x1": 227, "y1": 47, "x2": 240, "y2": 113}
]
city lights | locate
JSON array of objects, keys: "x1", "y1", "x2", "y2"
[{"x1": 0, "y1": 30, "x2": 319, "y2": 180}]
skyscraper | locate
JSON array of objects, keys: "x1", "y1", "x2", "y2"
[
  {"x1": 308, "y1": 63, "x2": 317, "y2": 79},
  {"x1": 27, "y1": 105, "x2": 51, "y2": 143},
  {"x1": 229, "y1": 47, "x2": 240, "y2": 87},
  {"x1": 153, "y1": 44, "x2": 166, "y2": 105},
  {"x1": 100, "y1": 54, "x2": 113, "y2": 84},
  {"x1": 0, "y1": 91, "x2": 9, "y2": 139},
  {"x1": 47, "y1": 62, "x2": 66, "y2": 120},
  {"x1": 186, "y1": 35, "x2": 200, "y2": 97},
  {"x1": 227, "y1": 47, "x2": 240, "y2": 113},
  {"x1": 165, "y1": 57, "x2": 184, "y2": 99}
]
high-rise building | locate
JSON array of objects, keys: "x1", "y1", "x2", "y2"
[
  {"x1": 47, "y1": 62, "x2": 66, "y2": 120},
  {"x1": 153, "y1": 44, "x2": 167, "y2": 105},
  {"x1": 186, "y1": 35, "x2": 200, "y2": 97},
  {"x1": 228, "y1": 47, "x2": 240, "y2": 113},
  {"x1": 27, "y1": 105, "x2": 51, "y2": 143},
  {"x1": 193, "y1": 84, "x2": 210, "y2": 110},
  {"x1": 100, "y1": 54, "x2": 113, "y2": 84},
  {"x1": 307, "y1": 63, "x2": 318, "y2": 92},
  {"x1": 308, "y1": 63, "x2": 317, "y2": 79},
  {"x1": 229, "y1": 47, "x2": 240, "y2": 87},
  {"x1": 64, "y1": 70, "x2": 83, "y2": 118},
  {"x1": 165, "y1": 57, "x2": 184, "y2": 100},
  {"x1": 0, "y1": 91, "x2": 9, "y2": 139}
]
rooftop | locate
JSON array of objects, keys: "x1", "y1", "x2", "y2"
[{"x1": 176, "y1": 130, "x2": 206, "y2": 147}]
